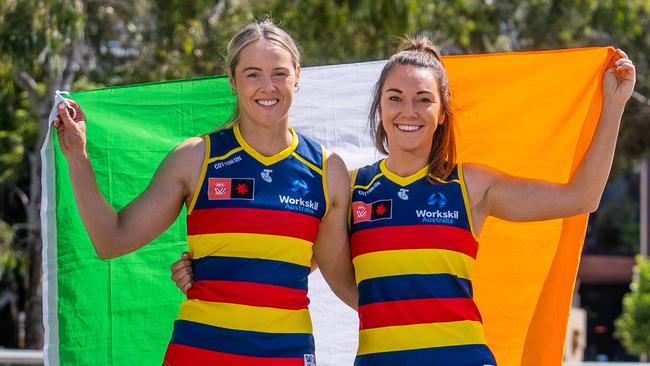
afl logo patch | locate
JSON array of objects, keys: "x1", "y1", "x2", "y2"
[{"x1": 208, "y1": 178, "x2": 255, "y2": 200}]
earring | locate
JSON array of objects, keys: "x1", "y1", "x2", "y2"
[
  {"x1": 231, "y1": 89, "x2": 237, "y2": 96},
  {"x1": 294, "y1": 85, "x2": 300, "y2": 92}
]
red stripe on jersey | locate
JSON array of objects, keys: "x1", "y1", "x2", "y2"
[
  {"x1": 358, "y1": 298, "x2": 482, "y2": 330},
  {"x1": 163, "y1": 343, "x2": 305, "y2": 366},
  {"x1": 187, "y1": 207, "x2": 320, "y2": 242},
  {"x1": 351, "y1": 224, "x2": 477, "y2": 259},
  {"x1": 187, "y1": 280, "x2": 309, "y2": 310}
]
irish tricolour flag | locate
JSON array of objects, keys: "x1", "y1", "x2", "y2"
[{"x1": 41, "y1": 48, "x2": 615, "y2": 366}]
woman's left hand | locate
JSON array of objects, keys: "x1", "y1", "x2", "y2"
[{"x1": 603, "y1": 49, "x2": 636, "y2": 107}]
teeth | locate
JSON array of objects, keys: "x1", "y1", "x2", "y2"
[
  {"x1": 257, "y1": 99, "x2": 278, "y2": 106},
  {"x1": 396, "y1": 124, "x2": 422, "y2": 132}
]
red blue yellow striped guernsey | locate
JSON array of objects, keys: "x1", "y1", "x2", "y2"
[
  {"x1": 163, "y1": 124, "x2": 327, "y2": 366},
  {"x1": 350, "y1": 160, "x2": 497, "y2": 366}
]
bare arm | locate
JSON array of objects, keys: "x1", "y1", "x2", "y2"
[
  {"x1": 54, "y1": 101, "x2": 203, "y2": 259},
  {"x1": 312, "y1": 151, "x2": 358, "y2": 310},
  {"x1": 464, "y1": 50, "x2": 636, "y2": 235}
]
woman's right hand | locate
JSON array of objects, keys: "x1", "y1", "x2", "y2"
[
  {"x1": 52, "y1": 100, "x2": 87, "y2": 160},
  {"x1": 171, "y1": 252, "x2": 194, "y2": 294}
]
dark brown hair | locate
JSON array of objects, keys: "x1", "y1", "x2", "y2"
[{"x1": 368, "y1": 36, "x2": 456, "y2": 181}]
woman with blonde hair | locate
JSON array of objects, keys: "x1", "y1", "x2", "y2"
[{"x1": 53, "y1": 20, "x2": 357, "y2": 365}]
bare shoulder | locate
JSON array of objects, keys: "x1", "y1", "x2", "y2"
[
  {"x1": 154, "y1": 137, "x2": 206, "y2": 197},
  {"x1": 172, "y1": 136, "x2": 205, "y2": 160},
  {"x1": 461, "y1": 162, "x2": 498, "y2": 183},
  {"x1": 459, "y1": 162, "x2": 500, "y2": 207},
  {"x1": 324, "y1": 149, "x2": 350, "y2": 185},
  {"x1": 163, "y1": 136, "x2": 205, "y2": 170}
]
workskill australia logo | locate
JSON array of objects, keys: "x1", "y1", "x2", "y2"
[
  {"x1": 279, "y1": 179, "x2": 319, "y2": 214},
  {"x1": 352, "y1": 199, "x2": 392, "y2": 224},
  {"x1": 207, "y1": 178, "x2": 254, "y2": 200},
  {"x1": 427, "y1": 192, "x2": 446, "y2": 208},
  {"x1": 291, "y1": 179, "x2": 310, "y2": 196},
  {"x1": 416, "y1": 192, "x2": 458, "y2": 223}
]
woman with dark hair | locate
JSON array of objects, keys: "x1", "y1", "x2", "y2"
[{"x1": 349, "y1": 37, "x2": 634, "y2": 365}]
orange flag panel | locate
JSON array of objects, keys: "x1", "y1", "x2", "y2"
[{"x1": 445, "y1": 47, "x2": 615, "y2": 365}]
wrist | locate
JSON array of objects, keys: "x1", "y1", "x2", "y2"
[
  {"x1": 601, "y1": 102, "x2": 625, "y2": 118},
  {"x1": 67, "y1": 152, "x2": 91, "y2": 169}
]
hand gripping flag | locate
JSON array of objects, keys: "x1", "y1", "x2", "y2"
[{"x1": 41, "y1": 47, "x2": 616, "y2": 366}]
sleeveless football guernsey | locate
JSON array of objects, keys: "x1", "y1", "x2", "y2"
[
  {"x1": 163, "y1": 125, "x2": 327, "y2": 366},
  {"x1": 350, "y1": 160, "x2": 496, "y2": 366}
]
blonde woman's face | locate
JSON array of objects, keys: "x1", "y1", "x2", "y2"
[
  {"x1": 380, "y1": 65, "x2": 441, "y2": 156},
  {"x1": 231, "y1": 39, "x2": 300, "y2": 129}
]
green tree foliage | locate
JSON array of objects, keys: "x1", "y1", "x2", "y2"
[
  {"x1": 1, "y1": 0, "x2": 649, "y2": 348},
  {"x1": 615, "y1": 256, "x2": 650, "y2": 355}
]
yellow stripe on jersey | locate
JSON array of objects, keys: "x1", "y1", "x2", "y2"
[
  {"x1": 352, "y1": 249, "x2": 474, "y2": 284},
  {"x1": 291, "y1": 152, "x2": 323, "y2": 176},
  {"x1": 188, "y1": 233, "x2": 313, "y2": 267},
  {"x1": 352, "y1": 173, "x2": 384, "y2": 191},
  {"x1": 357, "y1": 320, "x2": 486, "y2": 356},
  {"x1": 234, "y1": 123, "x2": 299, "y2": 166},
  {"x1": 379, "y1": 159, "x2": 428, "y2": 186},
  {"x1": 458, "y1": 163, "x2": 479, "y2": 241},
  {"x1": 187, "y1": 135, "x2": 211, "y2": 215},
  {"x1": 206, "y1": 146, "x2": 244, "y2": 164},
  {"x1": 320, "y1": 145, "x2": 329, "y2": 217},
  {"x1": 178, "y1": 299, "x2": 313, "y2": 334}
]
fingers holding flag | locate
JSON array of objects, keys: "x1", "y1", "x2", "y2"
[{"x1": 52, "y1": 99, "x2": 88, "y2": 159}]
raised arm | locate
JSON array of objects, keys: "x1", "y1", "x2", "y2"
[
  {"x1": 312, "y1": 151, "x2": 358, "y2": 310},
  {"x1": 54, "y1": 101, "x2": 204, "y2": 259},
  {"x1": 463, "y1": 49, "x2": 636, "y2": 235}
]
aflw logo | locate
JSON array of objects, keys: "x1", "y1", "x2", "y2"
[
  {"x1": 207, "y1": 178, "x2": 254, "y2": 200},
  {"x1": 214, "y1": 185, "x2": 226, "y2": 195},
  {"x1": 352, "y1": 199, "x2": 392, "y2": 223}
]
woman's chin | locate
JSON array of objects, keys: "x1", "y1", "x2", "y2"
[{"x1": 388, "y1": 142, "x2": 430, "y2": 157}]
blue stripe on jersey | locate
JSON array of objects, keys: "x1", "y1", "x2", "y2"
[
  {"x1": 354, "y1": 344, "x2": 496, "y2": 366},
  {"x1": 351, "y1": 165, "x2": 470, "y2": 232},
  {"x1": 170, "y1": 320, "x2": 315, "y2": 358},
  {"x1": 208, "y1": 128, "x2": 240, "y2": 158},
  {"x1": 193, "y1": 256, "x2": 310, "y2": 291},
  {"x1": 358, "y1": 274, "x2": 474, "y2": 306},
  {"x1": 194, "y1": 156, "x2": 322, "y2": 211},
  {"x1": 354, "y1": 161, "x2": 461, "y2": 187},
  {"x1": 353, "y1": 161, "x2": 382, "y2": 187},
  {"x1": 293, "y1": 135, "x2": 323, "y2": 169}
]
